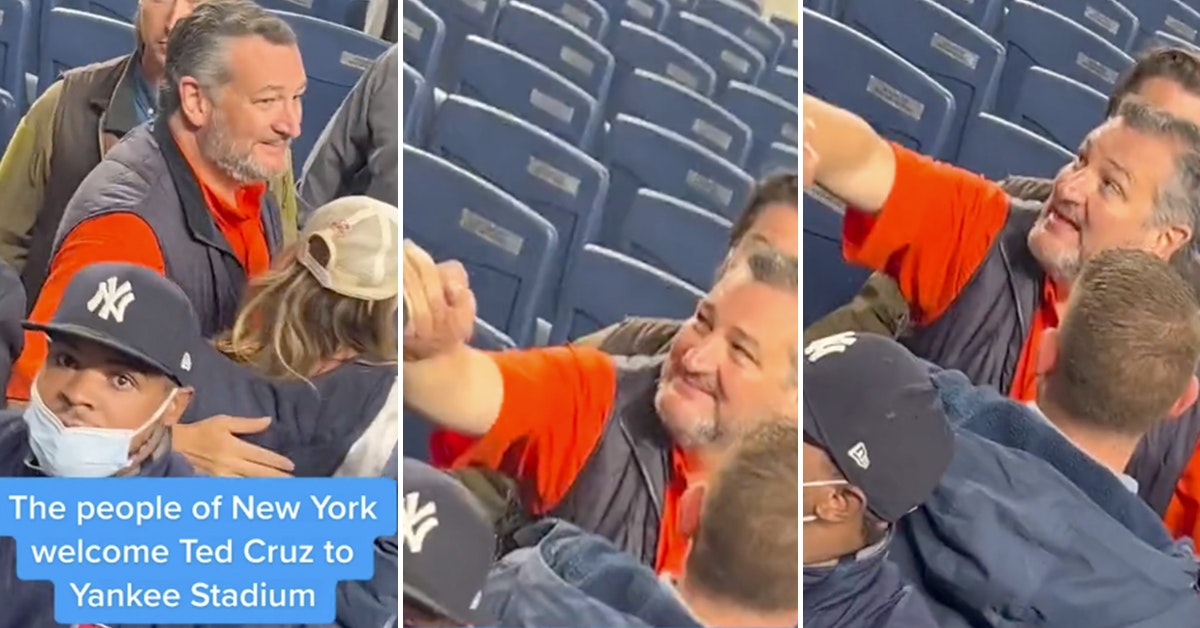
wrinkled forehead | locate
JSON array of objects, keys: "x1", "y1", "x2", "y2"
[{"x1": 1076, "y1": 119, "x2": 1182, "y2": 189}]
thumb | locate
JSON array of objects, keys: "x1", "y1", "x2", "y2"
[{"x1": 224, "y1": 416, "x2": 273, "y2": 434}]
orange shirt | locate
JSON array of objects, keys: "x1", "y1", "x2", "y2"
[
  {"x1": 8, "y1": 170, "x2": 270, "y2": 402},
  {"x1": 448, "y1": 346, "x2": 694, "y2": 574},
  {"x1": 842, "y1": 142, "x2": 1062, "y2": 402}
]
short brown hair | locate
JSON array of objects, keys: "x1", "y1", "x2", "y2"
[
  {"x1": 729, "y1": 173, "x2": 799, "y2": 248},
  {"x1": 1107, "y1": 47, "x2": 1200, "y2": 117},
  {"x1": 687, "y1": 422, "x2": 798, "y2": 612},
  {"x1": 1046, "y1": 249, "x2": 1200, "y2": 436}
]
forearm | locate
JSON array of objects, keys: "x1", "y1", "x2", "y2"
[
  {"x1": 402, "y1": 344, "x2": 504, "y2": 436},
  {"x1": 805, "y1": 95, "x2": 897, "y2": 212}
]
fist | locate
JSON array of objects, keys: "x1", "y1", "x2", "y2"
[{"x1": 403, "y1": 240, "x2": 477, "y2": 361}]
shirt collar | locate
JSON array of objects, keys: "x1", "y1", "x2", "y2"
[{"x1": 1025, "y1": 402, "x2": 1139, "y2": 492}]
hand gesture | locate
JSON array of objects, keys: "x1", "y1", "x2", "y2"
[{"x1": 403, "y1": 239, "x2": 476, "y2": 362}]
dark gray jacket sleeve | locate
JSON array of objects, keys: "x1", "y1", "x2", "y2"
[
  {"x1": 334, "y1": 446, "x2": 398, "y2": 628},
  {"x1": 0, "y1": 260, "x2": 25, "y2": 402},
  {"x1": 297, "y1": 45, "x2": 399, "y2": 220}
]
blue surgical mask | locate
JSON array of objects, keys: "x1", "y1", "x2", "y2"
[{"x1": 23, "y1": 378, "x2": 178, "y2": 477}]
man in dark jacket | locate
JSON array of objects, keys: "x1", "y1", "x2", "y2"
[
  {"x1": 803, "y1": 333, "x2": 949, "y2": 628},
  {"x1": 482, "y1": 422, "x2": 798, "y2": 627},
  {"x1": 0, "y1": 0, "x2": 298, "y2": 294}
]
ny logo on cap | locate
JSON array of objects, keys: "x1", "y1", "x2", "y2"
[
  {"x1": 87, "y1": 277, "x2": 136, "y2": 323},
  {"x1": 805, "y1": 331, "x2": 857, "y2": 363},
  {"x1": 403, "y1": 492, "x2": 439, "y2": 554},
  {"x1": 848, "y1": 442, "x2": 871, "y2": 470}
]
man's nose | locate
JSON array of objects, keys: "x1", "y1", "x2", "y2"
[
  {"x1": 681, "y1": 336, "x2": 721, "y2": 373},
  {"x1": 273, "y1": 99, "x2": 303, "y2": 139}
]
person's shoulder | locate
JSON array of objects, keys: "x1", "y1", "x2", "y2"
[
  {"x1": 0, "y1": 410, "x2": 30, "y2": 474},
  {"x1": 598, "y1": 316, "x2": 681, "y2": 357}
]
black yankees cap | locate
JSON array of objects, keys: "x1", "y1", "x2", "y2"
[
  {"x1": 24, "y1": 263, "x2": 201, "y2": 386},
  {"x1": 803, "y1": 332, "x2": 954, "y2": 523}
]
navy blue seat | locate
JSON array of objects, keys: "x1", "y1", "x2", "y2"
[
  {"x1": 456, "y1": 36, "x2": 601, "y2": 149},
  {"x1": 0, "y1": 88, "x2": 17, "y2": 152},
  {"x1": 493, "y1": 2, "x2": 614, "y2": 100},
  {"x1": 803, "y1": 188, "x2": 868, "y2": 327},
  {"x1": 0, "y1": 0, "x2": 28, "y2": 111},
  {"x1": 1008, "y1": 66, "x2": 1106, "y2": 151},
  {"x1": 996, "y1": 0, "x2": 1133, "y2": 116},
  {"x1": 668, "y1": 12, "x2": 765, "y2": 93},
  {"x1": 690, "y1": 0, "x2": 784, "y2": 62},
  {"x1": 845, "y1": 0, "x2": 1004, "y2": 161},
  {"x1": 550, "y1": 244, "x2": 704, "y2": 344},
  {"x1": 617, "y1": 190, "x2": 731, "y2": 290},
  {"x1": 402, "y1": 146, "x2": 558, "y2": 346},
  {"x1": 1147, "y1": 29, "x2": 1200, "y2": 53},
  {"x1": 758, "y1": 142, "x2": 798, "y2": 178},
  {"x1": 421, "y1": 0, "x2": 503, "y2": 88},
  {"x1": 803, "y1": 0, "x2": 841, "y2": 17},
  {"x1": 520, "y1": 0, "x2": 610, "y2": 41},
  {"x1": 402, "y1": 0, "x2": 445, "y2": 80},
  {"x1": 254, "y1": 0, "x2": 318, "y2": 15},
  {"x1": 1036, "y1": 0, "x2": 1139, "y2": 52},
  {"x1": 429, "y1": 95, "x2": 609, "y2": 320},
  {"x1": 471, "y1": 318, "x2": 517, "y2": 350},
  {"x1": 75, "y1": 0, "x2": 137, "y2": 22},
  {"x1": 929, "y1": 0, "x2": 1004, "y2": 32},
  {"x1": 1125, "y1": 0, "x2": 1200, "y2": 52},
  {"x1": 956, "y1": 113, "x2": 1073, "y2": 181},
  {"x1": 600, "y1": 114, "x2": 754, "y2": 245},
  {"x1": 37, "y1": 8, "x2": 133, "y2": 96},
  {"x1": 595, "y1": 0, "x2": 669, "y2": 40},
  {"x1": 803, "y1": 9, "x2": 956, "y2": 158},
  {"x1": 760, "y1": 65, "x2": 797, "y2": 103},
  {"x1": 317, "y1": 0, "x2": 372, "y2": 28},
  {"x1": 609, "y1": 69, "x2": 752, "y2": 167},
  {"x1": 610, "y1": 21, "x2": 717, "y2": 99},
  {"x1": 721, "y1": 82, "x2": 798, "y2": 172},
  {"x1": 274, "y1": 12, "x2": 389, "y2": 173},
  {"x1": 403, "y1": 63, "x2": 434, "y2": 143}
]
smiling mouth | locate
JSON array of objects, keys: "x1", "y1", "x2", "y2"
[{"x1": 1046, "y1": 205, "x2": 1082, "y2": 231}]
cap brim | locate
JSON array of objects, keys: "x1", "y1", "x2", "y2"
[
  {"x1": 402, "y1": 581, "x2": 491, "y2": 626},
  {"x1": 23, "y1": 321, "x2": 179, "y2": 383}
]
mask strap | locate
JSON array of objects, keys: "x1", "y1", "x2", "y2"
[{"x1": 114, "y1": 388, "x2": 180, "y2": 477}]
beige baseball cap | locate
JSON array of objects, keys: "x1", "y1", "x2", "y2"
[{"x1": 297, "y1": 196, "x2": 399, "y2": 301}]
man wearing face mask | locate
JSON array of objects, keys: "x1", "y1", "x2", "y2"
[{"x1": 803, "y1": 332, "x2": 952, "y2": 628}]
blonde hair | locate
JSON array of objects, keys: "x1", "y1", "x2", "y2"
[{"x1": 217, "y1": 243, "x2": 398, "y2": 381}]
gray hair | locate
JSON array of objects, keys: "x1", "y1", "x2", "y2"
[
  {"x1": 1115, "y1": 100, "x2": 1200, "y2": 239},
  {"x1": 159, "y1": 0, "x2": 296, "y2": 115}
]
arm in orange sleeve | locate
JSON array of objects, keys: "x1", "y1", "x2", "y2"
[
  {"x1": 7, "y1": 214, "x2": 166, "y2": 401},
  {"x1": 452, "y1": 345, "x2": 617, "y2": 514},
  {"x1": 842, "y1": 142, "x2": 1012, "y2": 325}
]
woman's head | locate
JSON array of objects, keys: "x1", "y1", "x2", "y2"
[{"x1": 220, "y1": 196, "x2": 400, "y2": 379}]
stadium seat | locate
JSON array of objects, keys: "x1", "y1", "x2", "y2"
[
  {"x1": 255, "y1": 0, "x2": 318, "y2": 16},
  {"x1": 455, "y1": 36, "x2": 602, "y2": 149},
  {"x1": 609, "y1": 21, "x2": 717, "y2": 99},
  {"x1": 689, "y1": 0, "x2": 784, "y2": 63},
  {"x1": 758, "y1": 142, "x2": 798, "y2": 178},
  {"x1": 316, "y1": 0, "x2": 372, "y2": 29},
  {"x1": 403, "y1": 410, "x2": 432, "y2": 460},
  {"x1": 402, "y1": 0, "x2": 445, "y2": 80},
  {"x1": 595, "y1": 0, "x2": 669, "y2": 39},
  {"x1": 600, "y1": 114, "x2": 754, "y2": 245},
  {"x1": 403, "y1": 146, "x2": 559, "y2": 346},
  {"x1": 421, "y1": 0, "x2": 503, "y2": 88},
  {"x1": 668, "y1": 13, "x2": 766, "y2": 94},
  {"x1": 995, "y1": 0, "x2": 1133, "y2": 116},
  {"x1": 928, "y1": 0, "x2": 1004, "y2": 33},
  {"x1": 273, "y1": 12, "x2": 389, "y2": 174},
  {"x1": 803, "y1": 9, "x2": 956, "y2": 158},
  {"x1": 759, "y1": 65, "x2": 797, "y2": 103},
  {"x1": 803, "y1": 0, "x2": 841, "y2": 17},
  {"x1": 429, "y1": 95, "x2": 609, "y2": 319},
  {"x1": 617, "y1": 190, "x2": 731, "y2": 290},
  {"x1": 1008, "y1": 66, "x2": 1106, "y2": 151},
  {"x1": 776, "y1": 36, "x2": 798, "y2": 70},
  {"x1": 493, "y1": 2, "x2": 614, "y2": 100},
  {"x1": 549, "y1": 244, "x2": 704, "y2": 344},
  {"x1": 402, "y1": 63, "x2": 434, "y2": 143},
  {"x1": 75, "y1": 0, "x2": 137, "y2": 22},
  {"x1": 1148, "y1": 29, "x2": 1200, "y2": 53},
  {"x1": 0, "y1": 0, "x2": 28, "y2": 111},
  {"x1": 37, "y1": 8, "x2": 133, "y2": 96},
  {"x1": 956, "y1": 113, "x2": 1073, "y2": 181},
  {"x1": 727, "y1": 0, "x2": 761, "y2": 13},
  {"x1": 770, "y1": 14, "x2": 798, "y2": 44},
  {"x1": 721, "y1": 82, "x2": 798, "y2": 173},
  {"x1": 1036, "y1": 0, "x2": 1139, "y2": 52},
  {"x1": 0, "y1": 88, "x2": 17, "y2": 151},
  {"x1": 1125, "y1": 0, "x2": 1200, "y2": 53},
  {"x1": 609, "y1": 69, "x2": 752, "y2": 167},
  {"x1": 844, "y1": 0, "x2": 1004, "y2": 161},
  {"x1": 520, "y1": 0, "x2": 610, "y2": 41},
  {"x1": 803, "y1": 188, "x2": 869, "y2": 327},
  {"x1": 471, "y1": 318, "x2": 517, "y2": 350}
]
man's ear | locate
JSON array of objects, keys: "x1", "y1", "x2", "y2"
[
  {"x1": 1169, "y1": 376, "x2": 1200, "y2": 419},
  {"x1": 161, "y1": 387, "x2": 195, "y2": 427},
  {"x1": 1035, "y1": 327, "x2": 1060, "y2": 378}
]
